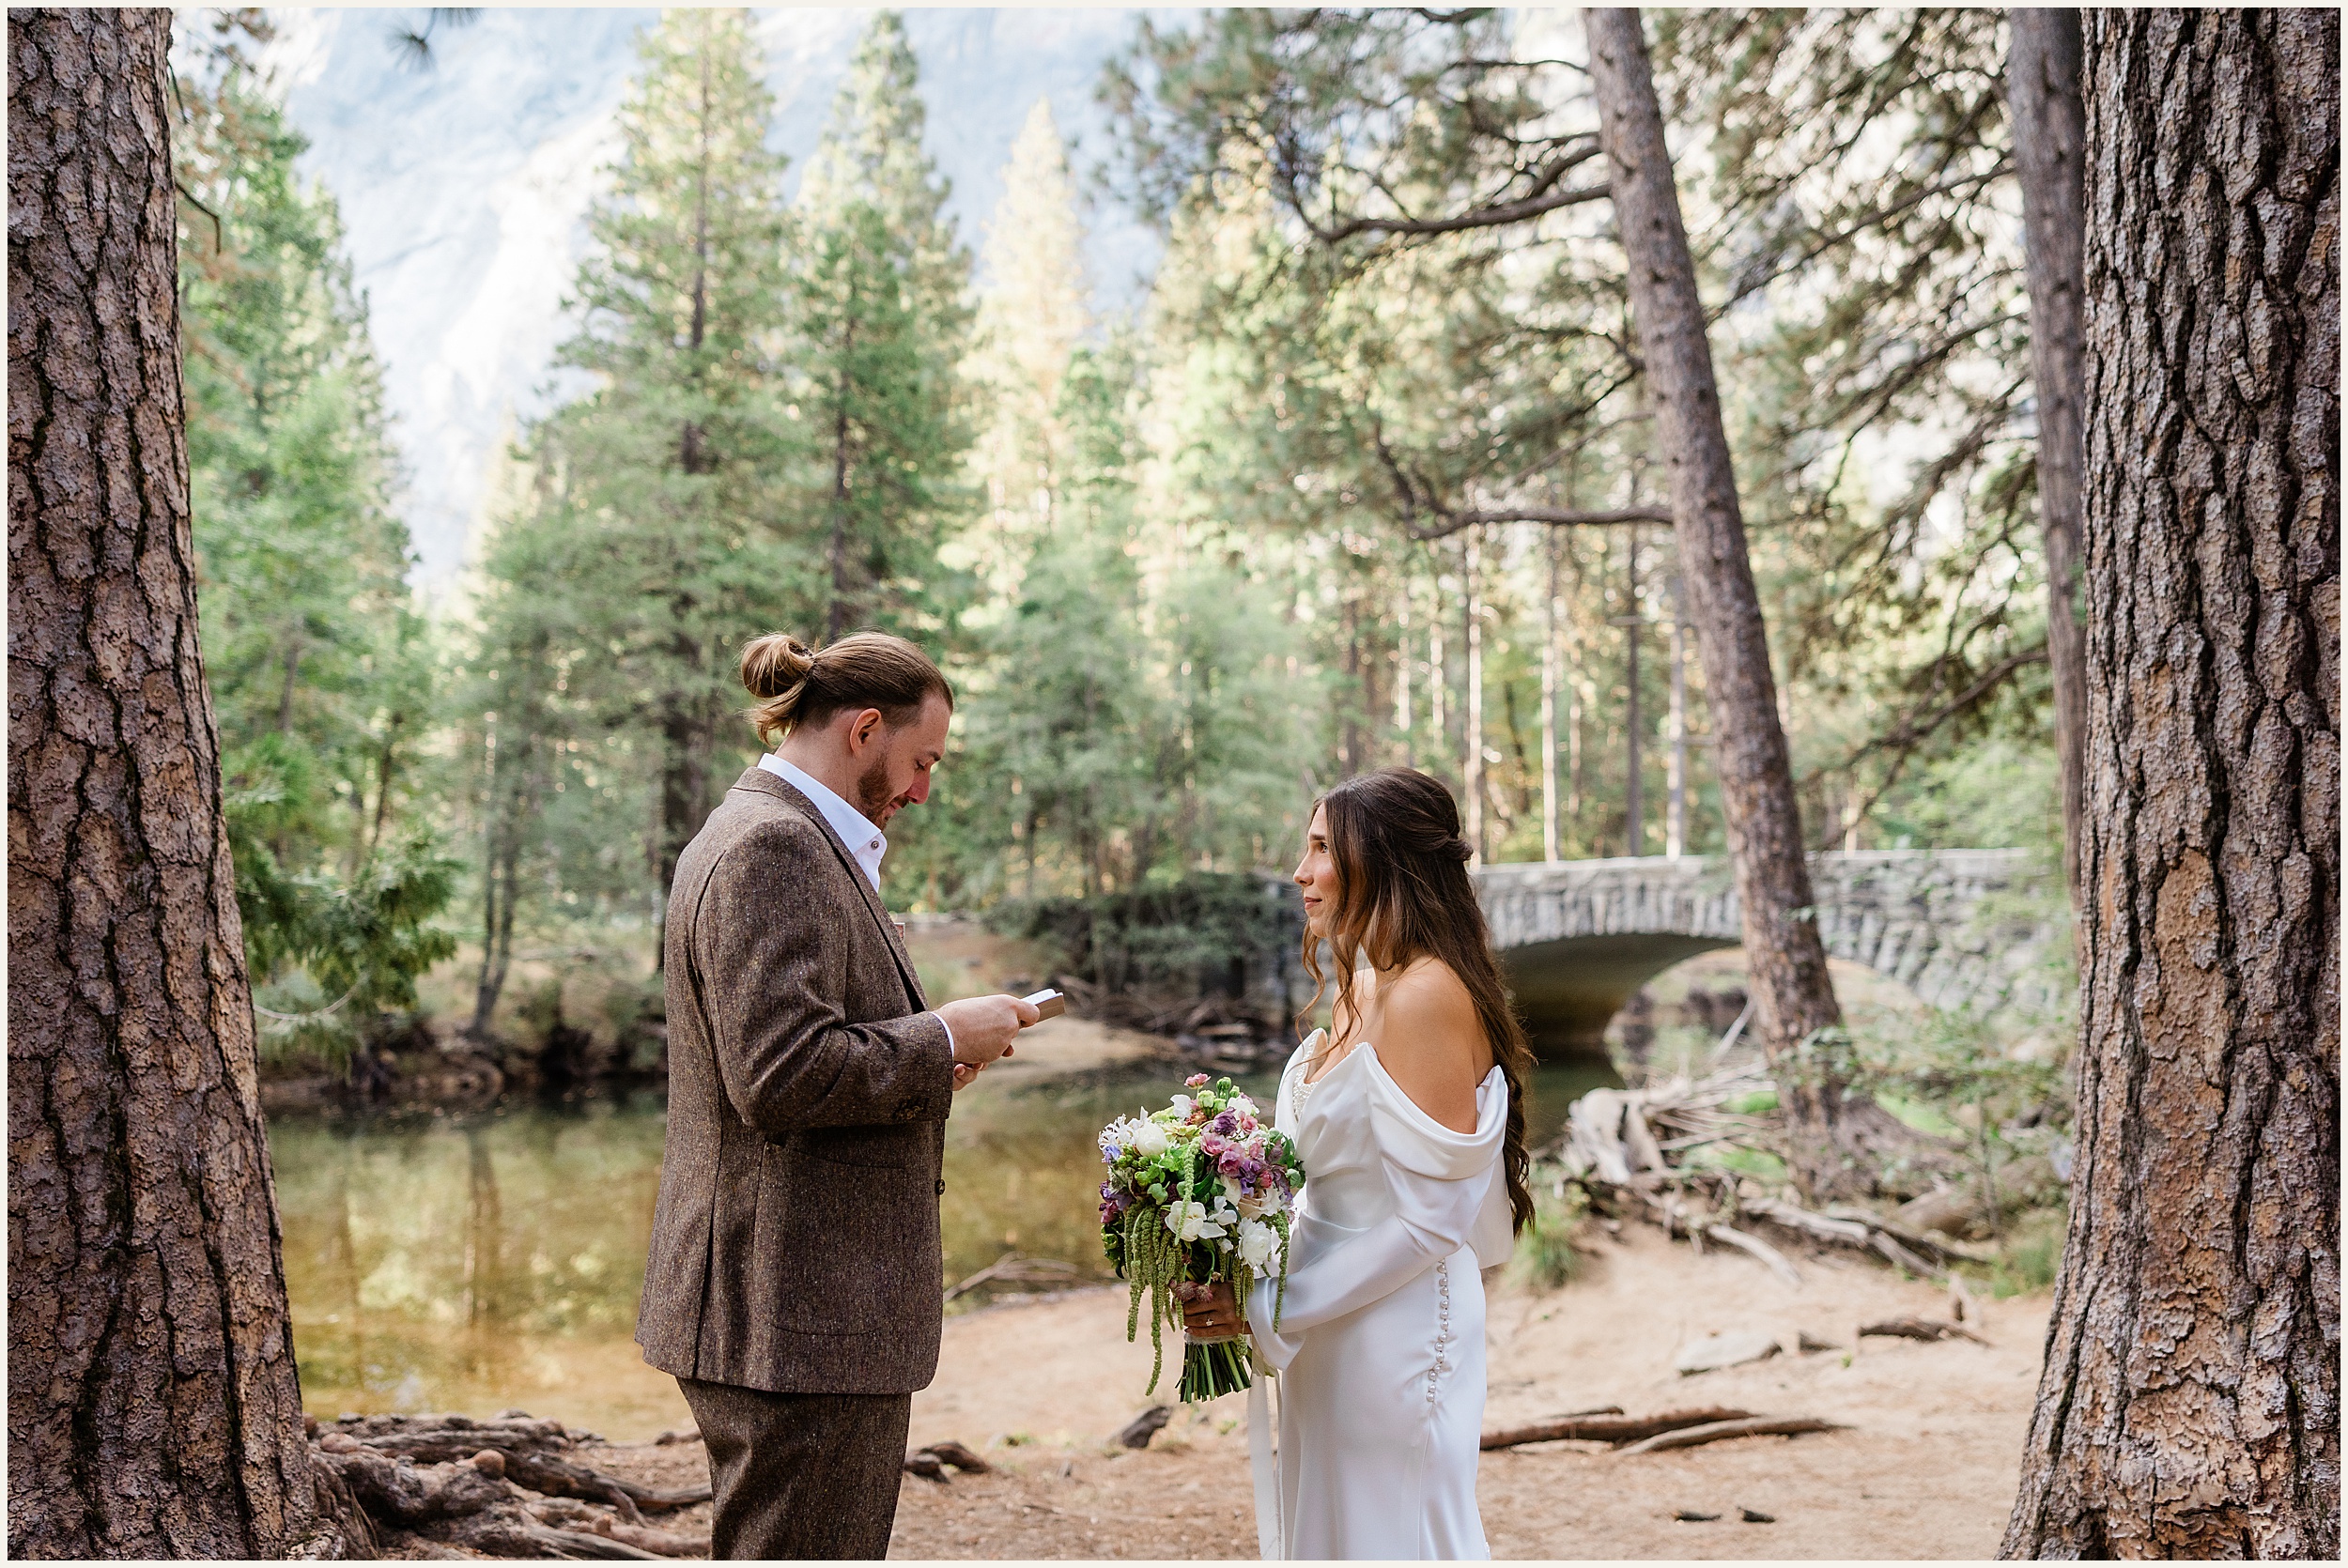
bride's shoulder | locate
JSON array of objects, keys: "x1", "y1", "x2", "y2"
[
  {"x1": 1367, "y1": 961, "x2": 1487, "y2": 1130},
  {"x1": 1376, "y1": 958, "x2": 1474, "y2": 1026}
]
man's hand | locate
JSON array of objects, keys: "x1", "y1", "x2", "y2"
[
  {"x1": 936, "y1": 993, "x2": 1040, "y2": 1069},
  {"x1": 952, "y1": 1062, "x2": 982, "y2": 1091}
]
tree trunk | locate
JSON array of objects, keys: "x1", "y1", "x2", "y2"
[
  {"x1": 1623, "y1": 524, "x2": 1643, "y2": 854},
  {"x1": 7, "y1": 9, "x2": 318, "y2": 1555},
  {"x1": 1587, "y1": 9, "x2": 1873, "y2": 1202},
  {"x1": 2002, "y1": 10, "x2": 2340, "y2": 1558},
  {"x1": 2006, "y1": 7, "x2": 2093, "y2": 913},
  {"x1": 826, "y1": 311, "x2": 857, "y2": 641},
  {"x1": 1666, "y1": 574, "x2": 1687, "y2": 858},
  {"x1": 1541, "y1": 528, "x2": 1561, "y2": 862},
  {"x1": 1463, "y1": 526, "x2": 1485, "y2": 860},
  {"x1": 655, "y1": 684, "x2": 712, "y2": 915}
]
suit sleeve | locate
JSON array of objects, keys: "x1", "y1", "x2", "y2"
[
  {"x1": 690, "y1": 820, "x2": 954, "y2": 1134},
  {"x1": 1242, "y1": 1137, "x2": 1494, "y2": 1374}
]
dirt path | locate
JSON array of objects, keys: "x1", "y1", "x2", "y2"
[
  {"x1": 864, "y1": 1223, "x2": 2048, "y2": 1560},
  {"x1": 594, "y1": 1222, "x2": 2047, "y2": 1559}
]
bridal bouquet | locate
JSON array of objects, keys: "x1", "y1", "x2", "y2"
[{"x1": 1099, "y1": 1074, "x2": 1304, "y2": 1401}]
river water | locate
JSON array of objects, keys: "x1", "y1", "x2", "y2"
[{"x1": 269, "y1": 1056, "x2": 1616, "y2": 1439}]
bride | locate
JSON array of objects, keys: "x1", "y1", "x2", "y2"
[{"x1": 1181, "y1": 767, "x2": 1535, "y2": 1560}]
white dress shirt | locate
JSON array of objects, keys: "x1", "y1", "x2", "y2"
[
  {"x1": 760, "y1": 753, "x2": 886, "y2": 889},
  {"x1": 758, "y1": 751, "x2": 957, "y2": 1058}
]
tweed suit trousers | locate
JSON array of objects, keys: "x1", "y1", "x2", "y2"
[{"x1": 680, "y1": 1376, "x2": 912, "y2": 1560}]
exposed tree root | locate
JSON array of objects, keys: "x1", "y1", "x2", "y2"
[
  {"x1": 1552, "y1": 1065, "x2": 1995, "y2": 1283},
  {"x1": 308, "y1": 1412, "x2": 711, "y2": 1559}
]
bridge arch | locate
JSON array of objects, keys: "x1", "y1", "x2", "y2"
[{"x1": 1473, "y1": 850, "x2": 2063, "y2": 1060}]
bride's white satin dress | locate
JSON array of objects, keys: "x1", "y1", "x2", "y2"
[{"x1": 1244, "y1": 1031, "x2": 1513, "y2": 1560}]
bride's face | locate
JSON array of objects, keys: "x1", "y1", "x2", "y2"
[{"x1": 1294, "y1": 806, "x2": 1340, "y2": 936}]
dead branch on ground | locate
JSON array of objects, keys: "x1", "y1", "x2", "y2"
[
  {"x1": 1613, "y1": 1415, "x2": 1849, "y2": 1455},
  {"x1": 1482, "y1": 1407, "x2": 1754, "y2": 1450}
]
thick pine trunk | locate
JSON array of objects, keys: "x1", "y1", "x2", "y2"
[
  {"x1": 1586, "y1": 9, "x2": 1879, "y2": 1202},
  {"x1": 7, "y1": 9, "x2": 320, "y2": 1555},
  {"x1": 2007, "y1": 8, "x2": 2093, "y2": 912},
  {"x1": 2002, "y1": 10, "x2": 2340, "y2": 1558}
]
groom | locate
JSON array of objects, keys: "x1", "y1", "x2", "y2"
[{"x1": 636, "y1": 630, "x2": 1037, "y2": 1560}]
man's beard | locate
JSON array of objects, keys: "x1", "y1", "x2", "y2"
[{"x1": 855, "y1": 752, "x2": 896, "y2": 826}]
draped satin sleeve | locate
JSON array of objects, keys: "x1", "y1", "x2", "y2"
[{"x1": 1245, "y1": 1052, "x2": 1506, "y2": 1373}]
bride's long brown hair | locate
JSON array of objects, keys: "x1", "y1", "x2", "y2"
[{"x1": 1299, "y1": 768, "x2": 1536, "y2": 1235}]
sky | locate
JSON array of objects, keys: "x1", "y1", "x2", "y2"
[{"x1": 243, "y1": 7, "x2": 1182, "y2": 594}]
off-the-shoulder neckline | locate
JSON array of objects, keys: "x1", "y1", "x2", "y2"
[{"x1": 1291, "y1": 1033, "x2": 1505, "y2": 1136}]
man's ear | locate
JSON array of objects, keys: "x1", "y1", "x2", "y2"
[{"x1": 844, "y1": 707, "x2": 885, "y2": 752}]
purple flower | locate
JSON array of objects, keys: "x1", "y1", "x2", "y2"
[{"x1": 1211, "y1": 1111, "x2": 1239, "y2": 1136}]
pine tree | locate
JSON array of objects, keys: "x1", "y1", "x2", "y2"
[
  {"x1": 174, "y1": 56, "x2": 456, "y2": 1049},
  {"x1": 789, "y1": 9, "x2": 974, "y2": 642},
  {"x1": 965, "y1": 99, "x2": 1092, "y2": 592},
  {"x1": 527, "y1": 7, "x2": 796, "y2": 915}
]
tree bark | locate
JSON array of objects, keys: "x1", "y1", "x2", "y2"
[
  {"x1": 2006, "y1": 8, "x2": 2093, "y2": 912},
  {"x1": 1585, "y1": 9, "x2": 1871, "y2": 1201},
  {"x1": 2002, "y1": 10, "x2": 2340, "y2": 1558},
  {"x1": 1463, "y1": 526, "x2": 1485, "y2": 860},
  {"x1": 1622, "y1": 524, "x2": 1642, "y2": 854},
  {"x1": 7, "y1": 9, "x2": 318, "y2": 1555}
]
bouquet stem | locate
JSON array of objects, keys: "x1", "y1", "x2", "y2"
[{"x1": 1180, "y1": 1334, "x2": 1254, "y2": 1401}]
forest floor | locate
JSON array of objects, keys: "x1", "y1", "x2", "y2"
[{"x1": 574, "y1": 1222, "x2": 2048, "y2": 1560}]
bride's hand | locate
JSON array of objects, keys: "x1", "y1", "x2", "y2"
[{"x1": 1175, "y1": 1279, "x2": 1243, "y2": 1342}]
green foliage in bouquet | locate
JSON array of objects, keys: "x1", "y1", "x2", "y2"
[{"x1": 1101, "y1": 1076, "x2": 1303, "y2": 1400}]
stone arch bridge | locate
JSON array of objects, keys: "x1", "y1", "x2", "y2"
[{"x1": 1472, "y1": 850, "x2": 2064, "y2": 1059}]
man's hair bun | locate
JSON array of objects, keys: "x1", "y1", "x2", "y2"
[
  {"x1": 736, "y1": 630, "x2": 953, "y2": 747},
  {"x1": 739, "y1": 633, "x2": 816, "y2": 701}
]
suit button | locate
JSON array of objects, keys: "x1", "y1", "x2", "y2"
[{"x1": 935, "y1": 1179, "x2": 947, "y2": 1195}]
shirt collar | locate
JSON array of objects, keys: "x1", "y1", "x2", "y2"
[{"x1": 760, "y1": 753, "x2": 886, "y2": 891}]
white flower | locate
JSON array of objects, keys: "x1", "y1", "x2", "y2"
[
  {"x1": 1166, "y1": 1200, "x2": 1228, "y2": 1243},
  {"x1": 1235, "y1": 1188, "x2": 1274, "y2": 1220},
  {"x1": 1229, "y1": 1095, "x2": 1259, "y2": 1119},
  {"x1": 1169, "y1": 1094, "x2": 1197, "y2": 1121},
  {"x1": 1129, "y1": 1120, "x2": 1171, "y2": 1159},
  {"x1": 1237, "y1": 1219, "x2": 1279, "y2": 1270}
]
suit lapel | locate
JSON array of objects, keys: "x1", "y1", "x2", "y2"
[{"x1": 734, "y1": 768, "x2": 928, "y2": 1007}]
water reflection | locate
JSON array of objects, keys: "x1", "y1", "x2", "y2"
[{"x1": 269, "y1": 1057, "x2": 1615, "y2": 1438}]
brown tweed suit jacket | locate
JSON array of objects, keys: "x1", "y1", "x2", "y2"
[{"x1": 636, "y1": 766, "x2": 955, "y2": 1395}]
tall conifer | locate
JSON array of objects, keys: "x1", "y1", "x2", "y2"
[
  {"x1": 528, "y1": 8, "x2": 796, "y2": 915},
  {"x1": 789, "y1": 10, "x2": 974, "y2": 640}
]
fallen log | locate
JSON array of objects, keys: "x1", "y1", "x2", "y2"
[
  {"x1": 1614, "y1": 1415, "x2": 1848, "y2": 1456},
  {"x1": 1483, "y1": 1407, "x2": 1755, "y2": 1451},
  {"x1": 1859, "y1": 1315, "x2": 1991, "y2": 1345}
]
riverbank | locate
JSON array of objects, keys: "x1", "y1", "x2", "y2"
[
  {"x1": 257, "y1": 918, "x2": 1181, "y2": 1115},
  {"x1": 568, "y1": 1222, "x2": 2048, "y2": 1559}
]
